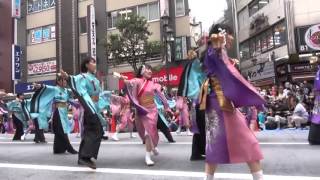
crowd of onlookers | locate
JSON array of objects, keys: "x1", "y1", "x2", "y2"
[{"x1": 254, "y1": 81, "x2": 314, "y2": 130}]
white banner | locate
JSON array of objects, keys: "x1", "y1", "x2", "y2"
[
  {"x1": 28, "y1": 60, "x2": 57, "y2": 75},
  {"x1": 87, "y1": 5, "x2": 97, "y2": 60}
]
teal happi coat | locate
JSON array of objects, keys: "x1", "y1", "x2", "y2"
[
  {"x1": 7, "y1": 99, "x2": 33, "y2": 128},
  {"x1": 31, "y1": 85, "x2": 73, "y2": 133},
  {"x1": 68, "y1": 73, "x2": 110, "y2": 126}
]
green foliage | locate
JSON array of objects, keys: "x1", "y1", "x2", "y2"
[{"x1": 105, "y1": 14, "x2": 162, "y2": 73}]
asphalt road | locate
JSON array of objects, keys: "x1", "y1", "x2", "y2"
[{"x1": 0, "y1": 129, "x2": 319, "y2": 180}]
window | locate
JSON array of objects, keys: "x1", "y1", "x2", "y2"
[
  {"x1": 149, "y1": 2, "x2": 160, "y2": 21},
  {"x1": 249, "y1": 39, "x2": 256, "y2": 57},
  {"x1": 266, "y1": 30, "x2": 274, "y2": 50},
  {"x1": 138, "y1": 2, "x2": 160, "y2": 21},
  {"x1": 138, "y1": 5, "x2": 148, "y2": 20},
  {"x1": 273, "y1": 21, "x2": 286, "y2": 47},
  {"x1": 261, "y1": 33, "x2": 268, "y2": 52},
  {"x1": 256, "y1": 35, "x2": 262, "y2": 55},
  {"x1": 175, "y1": 0, "x2": 185, "y2": 16},
  {"x1": 249, "y1": 0, "x2": 269, "y2": 17},
  {"x1": 79, "y1": 17, "x2": 87, "y2": 34},
  {"x1": 240, "y1": 41, "x2": 250, "y2": 60},
  {"x1": 107, "y1": 11, "x2": 120, "y2": 29},
  {"x1": 28, "y1": 25, "x2": 55, "y2": 44},
  {"x1": 28, "y1": 0, "x2": 55, "y2": 14}
]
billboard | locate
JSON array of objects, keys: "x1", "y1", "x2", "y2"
[{"x1": 296, "y1": 24, "x2": 320, "y2": 53}]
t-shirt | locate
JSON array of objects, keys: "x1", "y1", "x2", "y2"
[{"x1": 293, "y1": 103, "x2": 309, "y2": 120}]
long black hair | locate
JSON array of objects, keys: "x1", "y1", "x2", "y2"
[
  {"x1": 80, "y1": 57, "x2": 95, "y2": 73},
  {"x1": 209, "y1": 23, "x2": 234, "y2": 37},
  {"x1": 136, "y1": 64, "x2": 152, "y2": 78}
]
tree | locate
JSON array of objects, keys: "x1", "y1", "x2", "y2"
[{"x1": 105, "y1": 14, "x2": 162, "y2": 73}]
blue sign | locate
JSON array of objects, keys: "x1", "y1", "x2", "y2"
[
  {"x1": 15, "y1": 80, "x2": 55, "y2": 93},
  {"x1": 12, "y1": 45, "x2": 21, "y2": 80}
]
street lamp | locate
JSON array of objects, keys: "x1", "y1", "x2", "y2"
[{"x1": 161, "y1": 11, "x2": 174, "y2": 90}]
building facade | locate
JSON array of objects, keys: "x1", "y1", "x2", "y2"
[
  {"x1": 3, "y1": 0, "x2": 191, "y2": 93},
  {"x1": 236, "y1": 0, "x2": 320, "y2": 87}
]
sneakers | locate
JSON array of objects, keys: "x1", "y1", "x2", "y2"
[
  {"x1": 186, "y1": 129, "x2": 193, "y2": 136},
  {"x1": 78, "y1": 158, "x2": 96, "y2": 169}
]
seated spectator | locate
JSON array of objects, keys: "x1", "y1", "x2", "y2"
[{"x1": 288, "y1": 98, "x2": 309, "y2": 129}]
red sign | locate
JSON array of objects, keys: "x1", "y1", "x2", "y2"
[{"x1": 118, "y1": 66, "x2": 184, "y2": 89}]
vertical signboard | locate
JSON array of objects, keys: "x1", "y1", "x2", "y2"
[
  {"x1": 12, "y1": 0, "x2": 21, "y2": 18},
  {"x1": 87, "y1": 5, "x2": 97, "y2": 60},
  {"x1": 12, "y1": 45, "x2": 21, "y2": 80}
]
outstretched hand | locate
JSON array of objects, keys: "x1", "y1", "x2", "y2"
[
  {"x1": 60, "y1": 70, "x2": 69, "y2": 79},
  {"x1": 32, "y1": 83, "x2": 42, "y2": 90},
  {"x1": 113, "y1": 72, "x2": 128, "y2": 80}
]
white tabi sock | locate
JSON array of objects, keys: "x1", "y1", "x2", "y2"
[
  {"x1": 204, "y1": 174, "x2": 214, "y2": 180},
  {"x1": 252, "y1": 170, "x2": 264, "y2": 180},
  {"x1": 145, "y1": 151, "x2": 154, "y2": 166}
]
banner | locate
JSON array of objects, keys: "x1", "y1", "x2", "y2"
[
  {"x1": 87, "y1": 5, "x2": 97, "y2": 60},
  {"x1": 12, "y1": 0, "x2": 21, "y2": 18},
  {"x1": 296, "y1": 24, "x2": 320, "y2": 53},
  {"x1": 118, "y1": 66, "x2": 184, "y2": 89},
  {"x1": 12, "y1": 45, "x2": 21, "y2": 80},
  {"x1": 28, "y1": 60, "x2": 57, "y2": 75}
]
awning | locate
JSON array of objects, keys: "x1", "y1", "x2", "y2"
[
  {"x1": 292, "y1": 74, "x2": 315, "y2": 81},
  {"x1": 252, "y1": 78, "x2": 275, "y2": 87}
]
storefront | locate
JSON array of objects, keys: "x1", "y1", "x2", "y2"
[
  {"x1": 276, "y1": 61, "x2": 317, "y2": 84},
  {"x1": 241, "y1": 61, "x2": 275, "y2": 88}
]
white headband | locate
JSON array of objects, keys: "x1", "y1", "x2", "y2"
[
  {"x1": 141, "y1": 65, "x2": 146, "y2": 75},
  {"x1": 218, "y1": 28, "x2": 227, "y2": 46}
]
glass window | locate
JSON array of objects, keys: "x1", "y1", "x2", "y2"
[
  {"x1": 175, "y1": 0, "x2": 185, "y2": 16},
  {"x1": 33, "y1": 28, "x2": 42, "y2": 43},
  {"x1": 42, "y1": 26, "x2": 51, "y2": 41},
  {"x1": 249, "y1": 3, "x2": 259, "y2": 16},
  {"x1": 266, "y1": 30, "x2": 274, "y2": 50},
  {"x1": 240, "y1": 41, "x2": 250, "y2": 60},
  {"x1": 28, "y1": 25, "x2": 55, "y2": 44},
  {"x1": 258, "y1": 0, "x2": 269, "y2": 9},
  {"x1": 256, "y1": 36, "x2": 262, "y2": 54},
  {"x1": 149, "y1": 2, "x2": 159, "y2": 21},
  {"x1": 249, "y1": 0, "x2": 269, "y2": 17},
  {"x1": 107, "y1": 11, "x2": 119, "y2": 29},
  {"x1": 261, "y1": 33, "x2": 268, "y2": 52},
  {"x1": 79, "y1": 17, "x2": 87, "y2": 34},
  {"x1": 273, "y1": 21, "x2": 287, "y2": 47},
  {"x1": 138, "y1": 5, "x2": 148, "y2": 20},
  {"x1": 249, "y1": 39, "x2": 256, "y2": 57}
]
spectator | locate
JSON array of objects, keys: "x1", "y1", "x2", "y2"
[{"x1": 288, "y1": 98, "x2": 309, "y2": 129}]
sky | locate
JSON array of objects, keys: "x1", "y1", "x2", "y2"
[{"x1": 189, "y1": 0, "x2": 228, "y2": 33}]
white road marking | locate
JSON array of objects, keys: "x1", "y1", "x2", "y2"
[
  {"x1": 0, "y1": 163, "x2": 318, "y2": 180},
  {"x1": 0, "y1": 141, "x2": 310, "y2": 145}
]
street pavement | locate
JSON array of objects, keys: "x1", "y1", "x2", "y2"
[{"x1": 0, "y1": 129, "x2": 319, "y2": 180}]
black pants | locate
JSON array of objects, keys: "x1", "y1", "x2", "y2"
[
  {"x1": 308, "y1": 122, "x2": 320, "y2": 145},
  {"x1": 78, "y1": 111, "x2": 103, "y2": 160},
  {"x1": 52, "y1": 109, "x2": 75, "y2": 153},
  {"x1": 34, "y1": 118, "x2": 46, "y2": 142},
  {"x1": 12, "y1": 115, "x2": 24, "y2": 140},
  {"x1": 191, "y1": 106, "x2": 206, "y2": 158},
  {"x1": 157, "y1": 117, "x2": 174, "y2": 142}
]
